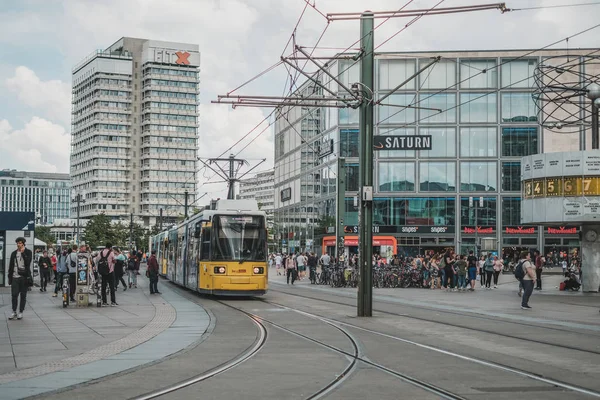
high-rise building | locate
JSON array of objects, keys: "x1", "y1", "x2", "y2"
[
  {"x1": 273, "y1": 48, "x2": 598, "y2": 259},
  {"x1": 238, "y1": 169, "x2": 275, "y2": 227},
  {"x1": 71, "y1": 37, "x2": 200, "y2": 226},
  {"x1": 0, "y1": 170, "x2": 70, "y2": 224}
]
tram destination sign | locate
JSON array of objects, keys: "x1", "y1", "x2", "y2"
[{"x1": 373, "y1": 135, "x2": 432, "y2": 151}]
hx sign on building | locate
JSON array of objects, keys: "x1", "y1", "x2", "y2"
[{"x1": 373, "y1": 135, "x2": 432, "y2": 151}]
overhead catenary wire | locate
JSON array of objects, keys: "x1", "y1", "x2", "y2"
[{"x1": 509, "y1": 1, "x2": 600, "y2": 11}]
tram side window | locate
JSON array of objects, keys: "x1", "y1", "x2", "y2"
[{"x1": 200, "y1": 228, "x2": 211, "y2": 260}]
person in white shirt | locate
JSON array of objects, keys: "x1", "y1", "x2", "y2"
[
  {"x1": 275, "y1": 254, "x2": 282, "y2": 276},
  {"x1": 296, "y1": 253, "x2": 307, "y2": 279}
]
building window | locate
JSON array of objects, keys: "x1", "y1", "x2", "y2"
[
  {"x1": 339, "y1": 60, "x2": 360, "y2": 90},
  {"x1": 378, "y1": 94, "x2": 416, "y2": 125},
  {"x1": 418, "y1": 93, "x2": 456, "y2": 123},
  {"x1": 344, "y1": 197, "x2": 359, "y2": 225},
  {"x1": 501, "y1": 92, "x2": 537, "y2": 123},
  {"x1": 419, "y1": 59, "x2": 456, "y2": 89},
  {"x1": 460, "y1": 162, "x2": 497, "y2": 191},
  {"x1": 340, "y1": 129, "x2": 359, "y2": 157},
  {"x1": 379, "y1": 59, "x2": 416, "y2": 90},
  {"x1": 419, "y1": 162, "x2": 455, "y2": 192},
  {"x1": 460, "y1": 59, "x2": 497, "y2": 89},
  {"x1": 419, "y1": 127, "x2": 456, "y2": 158},
  {"x1": 373, "y1": 197, "x2": 456, "y2": 226},
  {"x1": 460, "y1": 127, "x2": 496, "y2": 157},
  {"x1": 501, "y1": 59, "x2": 537, "y2": 88},
  {"x1": 377, "y1": 128, "x2": 415, "y2": 158},
  {"x1": 501, "y1": 127, "x2": 538, "y2": 156},
  {"x1": 339, "y1": 107, "x2": 359, "y2": 125},
  {"x1": 460, "y1": 197, "x2": 497, "y2": 226},
  {"x1": 501, "y1": 162, "x2": 521, "y2": 192},
  {"x1": 346, "y1": 163, "x2": 359, "y2": 191},
  {"x1": 460, "y1": 92, "x2": 497, "y2": 123},
  {"x1": 502, "y1": 197, "x2": 521, "y2": 225},
  {"x1": 378, "y1": 162, "x2": 415, "y2": 192}
]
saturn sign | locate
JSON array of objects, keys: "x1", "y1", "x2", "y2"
[{"x1": 373, "y1": 135, "x2": 432, "y2": 151}]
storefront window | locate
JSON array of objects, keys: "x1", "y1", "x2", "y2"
[
  {"x1": 374, "y1": 197, "x2": 456, "y2": 226},
  {"x1": 460, "y1": 92, "x2": 497, "y2": 123},
  {"x1": 419, "y1": 162, "x2": 456, "y2": 192},
  {"x1": 460, "y1": 197, "x2": 497, "y2": 226},
  {"x1": 419, "y1": 59, "x2": 456, "y2": 89},
  {"x1": 340, "y1": 129, "x2": 359, "y2": 157},
  {"x1": 460, "y1": 162, "x2": 497, "y2": 192},
  {"x1": 460, "y1": 59, "x2": 497, "y2": 89},
  {"x1": 378, "y1": 162, "x2": 415, "y2": 192},
  {"x1": 419, "y1": 93, "x2": 456, "y2": 123},
  {"x1": 502, "y1": 197, "x2": 521, "y2": 226},
  {"x1": 501, "y1": 127, "x2": 538, "y2": 156},
  {"x1": 346, "y1": 163, "x2": 359, "y2": 192},
  {"x1": 379, "y1": 59, "x2": 416, "y2": 90},
  {"x1": 460, "y1": 127, "x2": 496, "y2": 157},
  {"x1": 378, "y1": 94, "x2": 416, "y2": 125},
  {"x1": 419, "y1": 127, "x2": 456, "y2": 158},
  {"x1": 501, "y1": 162, "x2": 521, "y2": 192},
  {"x1": 344, "y1": 197, "x2": 359, "y2": 225},
  {"x1": 501, "y1": 92, "x2": 537, "y2": 122},
  {"x1": 501, "y1": 59, "x2": 537, "y2": 88}
]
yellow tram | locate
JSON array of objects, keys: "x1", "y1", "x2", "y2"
[{"x1": 152, "y1": 199, "x2": 268, "y2": 296}]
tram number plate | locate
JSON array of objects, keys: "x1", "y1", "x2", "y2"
[{"x1": 238, "y1": 269, "x2": 246, "y2": 273}]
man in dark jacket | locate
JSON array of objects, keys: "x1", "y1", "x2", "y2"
[
  {"x1": 147, "y1": 250, "x2": 161, "y2": 294},
  {"x1": 8, "y1": 237, "x2": 33, "y2": 320},
  {"x1": 38, "y1": 250, "x2": 52, "y2": 292}
]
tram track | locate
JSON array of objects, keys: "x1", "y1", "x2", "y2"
[
  {"x1": 269, "y1": 286, "x2": 600, "y2": 356},
  {"x1": 131, "y1": 309, "x2": 267, "y2": 400},
  {"x1": 260, "y1": 296, "x2": 600, "y2": 399},
  {"x1": 219, "y1": 298, "x2": 468, "y2": 400}
]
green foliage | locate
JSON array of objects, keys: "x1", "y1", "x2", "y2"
[
  {"x1": 82, "y1": 214, "x2": 117, "y2": 249},
  {"x1": 35, "y1": 226, "x2": 55, "y2": 245}
]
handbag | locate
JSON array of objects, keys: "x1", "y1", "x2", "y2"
[
  {"x1": 27, "y1": 276, "x2": 34, "y2": 287},
  {"x1": 145, "y1": 270, "x2": 150, "y2": 278}
]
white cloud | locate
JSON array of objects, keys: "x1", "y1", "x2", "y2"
[
  {"x1": 0, "y1": 117, "x2": 70, "y2": 173},
  {"x1": 5, "y1": 66, "x2": 71, "y2": 126}
]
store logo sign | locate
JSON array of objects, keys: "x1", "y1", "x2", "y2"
[
  {"x1": 463, "y1": 226, "x2": 494, "y2": 234},
  {"x1": 505, "y1": 226, "x2": 536, "y2": 234},
  {"x1": 547, "y1": 226, "x2": 578, "y2": 234},
  {"x1": 175, "y1": 51, "x2": 190, "y2": 65}
]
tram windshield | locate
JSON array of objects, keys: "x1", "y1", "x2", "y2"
[{"x1": 213, "y1": 215, "x2": 266, "y2": 262}]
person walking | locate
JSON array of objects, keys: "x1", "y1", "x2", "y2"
[
  {"x1": 519, "y1": 251, "x2": 536, "y2": 309},
  {"x1": 493, "y1": 256, "x2": 503, "y2": 288},
  {"x1": 51, "y1": 251, "x2": 57, "y2": 283},
  {"x1": 286, "y1": 254, "x2": 297, "y2": 285},
  {"x1": 534, "y1": 250, "x2": 543, "y2": 290},
  {"x1": 53, "y1": 249, "x2": 69, "y2": 297},
  {"x1": 478, "y1": 256, "x2": 486, "y2": 288},
  {"x1": 456, "y1": 254, "x2": 468, "y2": 291},
  {"x1": 147, "y1": 250, "x2": 161, "y2": 294},
  {"x1": 467, "y1": 250, "x2": 478, "y2": 291},
  {"x1": 8, "y1": 237, "x2": 33, "y2": 320},
  {"x1": 96, "y1": 243, "x2": 117, "y2": 306},
  {"x1": 114, "y1": 248, "x2": 127, "y2": 291},
  {"x1": 442, "y1": 250, "x2": 455, "y2": 291},
  {"x1": 67, "y1": 245, "x2": 78, "y2": 303},
  {"x1": 38, "y1": 250, "x2": 52, "y2": 292},
  {"x1": 127, "y1": 252, "x2": 138, "y2": 288},
  {"x1": 307, "y1": 252, "x2": 318, "y2": 284},
  {"x1": 296, "y1": 252, "x2": 307, "y2": 280},
  {"x1": 484, "y1": 254, "x2": 494, "y2": 289},
  {"x1": 275, "y1": 253, "x2": 282, "y2": 276}
]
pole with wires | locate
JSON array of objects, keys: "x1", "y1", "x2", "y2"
[{"x1": 358, "y1": 11, "x2": 374, "y2": 318}]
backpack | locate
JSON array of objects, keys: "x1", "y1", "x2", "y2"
[
  {"x1": 128, "y1": 258, "x2": 136, "y2": 270},
  {"x1": 514, "y1": 260, "x2": 526, "y2": 280},
  {"x1": 98, "y1": 250, "x2": 111, "y2": 275},
  {"x1": 70, "y1": 254, "x2": 77, "y2": 271}
]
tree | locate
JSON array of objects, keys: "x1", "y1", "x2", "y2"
[
  {"x1": 83, "y1": 214, "x2": 118, "y2": 249},
  {"x1": 35, "y1": 226, "x2": 55, "y2": 246}
]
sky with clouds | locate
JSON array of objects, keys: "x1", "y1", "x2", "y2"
[{"x1": 0, "y1": 0, "x2": 598, "y2": 199}]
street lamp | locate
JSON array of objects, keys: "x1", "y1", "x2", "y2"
[
  {"x1": 72, "y1": 191, "x2": 86, "y2": 246},
  {"x1": 587, "y1": 83, "x2": 600, "y2": 149}
]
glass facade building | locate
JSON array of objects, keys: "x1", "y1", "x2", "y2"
[
  {"x1": 71, "y1": 38, "x2": 199, "y2": 225},
  {"x1": 0, "y1": 170, "x2": 70, "y2": 224},
  {"x1": 273, "y1": 49, "x2": 595, "y2": 258}
]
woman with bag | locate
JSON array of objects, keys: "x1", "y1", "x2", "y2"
[
  {"x1": 127, "y1": 253, "x2": 138, "y2": 288},
  {"x1": 484, "y1": 255, "x2": 495, "y2": 289}
]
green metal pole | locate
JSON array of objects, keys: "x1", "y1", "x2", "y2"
[
  {"x1": 336, "y1": 158, "x2": 346, "y2": 263},
  {"x1": 358, "y1": 11, "x2": 374, "y2": 317}
]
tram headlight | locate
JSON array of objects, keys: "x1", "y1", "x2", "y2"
[
  {"x1": 214, "y1": 266, "x2": 226, "y2": 274},
  {"x1": 253, "y1": 267, "x2": 264, "y2": 274}
]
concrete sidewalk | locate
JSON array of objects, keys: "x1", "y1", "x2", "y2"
[{"x1": 0, "y1": 270, "x2": 210, "y2": 399}]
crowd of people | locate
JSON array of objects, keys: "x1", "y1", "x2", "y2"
[{"x1": 7, "y1": 237, "x2": 158, "y2": 321}]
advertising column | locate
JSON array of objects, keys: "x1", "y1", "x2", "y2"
[{"x1": 76, "y1": 253, "x2": 89, "y2": 307}]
